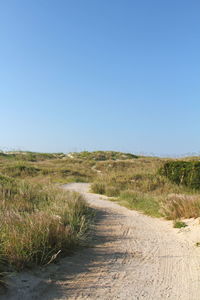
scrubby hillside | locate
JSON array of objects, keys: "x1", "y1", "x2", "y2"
[{"x1": 67, "y1": 150, "x2": 138, "y2": 161}]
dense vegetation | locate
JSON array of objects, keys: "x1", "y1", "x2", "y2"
[{"x1": 159, "y1": 161, "x2": 200, "y2": 189}]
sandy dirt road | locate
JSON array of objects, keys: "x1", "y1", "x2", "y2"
[{"x1": 2, "y1": 183, "x2": 200, "y2": 300}]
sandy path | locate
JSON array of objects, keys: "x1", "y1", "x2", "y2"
[{"x1": 2, "y1": 183, "x2": 200, "y2": 300}]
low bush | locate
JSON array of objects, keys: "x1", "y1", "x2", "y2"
[{"x1": 159, "y1": 161, "x2": 200, "y2": 189}]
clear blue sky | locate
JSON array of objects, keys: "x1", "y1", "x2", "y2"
[{"x1": 0, "y1": 0, "x2": 199, "y2": 156}]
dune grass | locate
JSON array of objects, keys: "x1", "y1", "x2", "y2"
[
  {"x1": 0, "y1": 174, "x2": 92, "y2": 273},
  {"x1": 116, "y1": 190, "x2": 162, "y2": 217},
  {"x1": 161, "y1": 194, "x2": 200, "y2": 219}
]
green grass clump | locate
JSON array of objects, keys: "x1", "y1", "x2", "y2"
[
  {"x1": 91, "y1": 182, "x2": 120, "y2": 197},
  {"x1": 117, "y1": 190, "x2": 162, "y2": 217},
  {"x1": 173, "y1": 220, "x2": 187, "y2": 228},
  {"x1": 0, "y1": 173, "x2": 15, "y2": 185}
]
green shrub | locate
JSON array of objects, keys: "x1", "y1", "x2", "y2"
[{"x1": 159, "y1": 161, "x2": 200, "y2": 189}]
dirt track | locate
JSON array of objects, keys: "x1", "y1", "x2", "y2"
[{"x1": 3, "y1": 183, "x2": 200, "y2": 299}]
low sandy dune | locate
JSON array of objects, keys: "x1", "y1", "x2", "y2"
[{"x1": 2, "y1": 183, "x2": 200, "y2": 299}]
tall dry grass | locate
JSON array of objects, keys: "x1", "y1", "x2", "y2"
[
  {"x1": 161, "y1": 194, "x2": 200, "y2": 219},
  {"x1": 0, "y1": 175, "x2": 91, "y2": 272}
]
